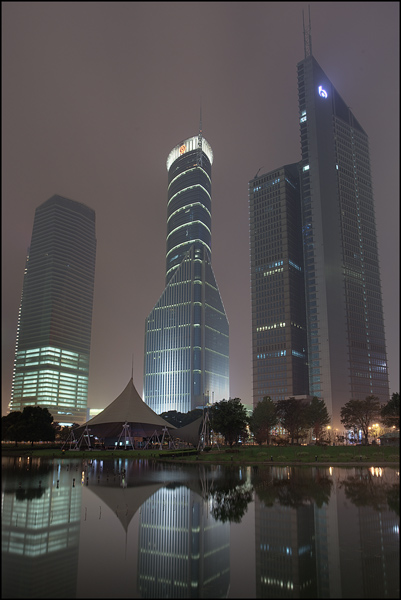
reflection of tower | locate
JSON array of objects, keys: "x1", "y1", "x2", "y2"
[
  {"x1": 1, "y1": 457, "x2": 82, "y2": 598},
  {"x1": 255, "y1": 496, "x2": 317, "y2": 596},
  {"x1": 137, "y1": 485, "x2": 230, "y2": 598},
  {"x1": 144, "y1": 130, "x2": 229, "y2": 414},
  {"x1": 336, "y1": 467, "x2": 400, "y2": 598},
  {"x1": 357, "y1": 500, "x2": 399, "y2": 597},
  {"x1": 253, "y1": 466, "x2": 334, "y2": 598}
]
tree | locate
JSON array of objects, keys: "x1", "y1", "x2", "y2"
[
  {"x1": 276, "y1": 397, "x2": 309, "y2": 444},
  {"x1": 248, "y1": 396, "x2": 278, "y2": 445},
  {"x1": 1, "y1": 411, "x2": 25, "y2": 446},
  {"x1": 20, "y1": 406, "x2": 55, "y2": 445},
  {"x1": 381, "y1": 393, "x2": 400, "y2": 429},
  {"x1": 340, "y1": 395, "x2": 382, "y2": 445},
  {"x1": 160, "y1": 409, "x2": 203, "y2": 428},
  {"x1": 3, "y1": 406, "x2": 56, "y2": 445},
  {"x1": 53, "y1": 422, "x2": 80, "y2": 442},
  {"x1": 305, "y1": 396, "x2": 331, "y2": 444},
  {"x1": 209, "y1": 398, "x2": 248, "y2": 447}
]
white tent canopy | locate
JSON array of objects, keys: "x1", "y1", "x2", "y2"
[{"x1": 75, "y1": 378, "x2": 176, "y2": 440}]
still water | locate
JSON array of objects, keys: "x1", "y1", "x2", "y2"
[{"x1": 1, "y1": 456, "x2": 399, "y2": 599}]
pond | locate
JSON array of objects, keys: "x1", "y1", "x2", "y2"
[{"x1": 1, "y1": 456, "x2": 399, "y2": 598}]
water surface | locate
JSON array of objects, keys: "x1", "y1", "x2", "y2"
[{"x1": 1, "y1": 456, "x2": 399, "y2": 598}]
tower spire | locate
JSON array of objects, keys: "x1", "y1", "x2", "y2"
[
  {"x1": 303, "y1": 5, "x2": 312, "y2": 59},
  {"x1": 197, "y1": 100, "x2": 203, "y2": 167}
]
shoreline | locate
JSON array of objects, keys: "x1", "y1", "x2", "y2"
[{"x1": 1, "y1": 448, "x2": 399, "y2": 467}]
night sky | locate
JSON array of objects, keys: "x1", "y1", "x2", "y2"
[{"x1": 2, "y1": 2, "x2": 399, "y2": 417}]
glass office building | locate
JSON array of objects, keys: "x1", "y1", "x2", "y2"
[
  {"x1": 297, "y1": 53, "x2": 390, "y2": 427},
  {"x1": 144, "y1": 134, "x2": 229, "y2": 414},
  {"x1": 9, "y1": 195, "x2": 96, "y2": 425},
  {"x1": 249, "y1": 163, "x2": 308, "y2": 404}
]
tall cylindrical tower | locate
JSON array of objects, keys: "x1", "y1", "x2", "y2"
[
  {"x1": 165, "y1": 135, "x2": 213, "y2": 283},
  {"x1": 144, "y1": 131, "x2": 229, "y2": 414}
]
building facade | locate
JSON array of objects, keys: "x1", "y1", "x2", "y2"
[
  {"x1": 249, "y1": 163, "x2": 308, "y2": 404},
  {"x1": 250, "y1": 43, "x2": 390, "y2": 429},
  {"x1": 297, "y1": 54, "x2": 390, "y2": 428},
  {"x1": 144, "y1": 133, "x2": 229, "y2": 414},
  {"x1": 9, "y1": 195, "x2": 96, "y2": 425}
]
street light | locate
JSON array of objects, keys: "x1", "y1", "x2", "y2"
[{"x1": 327, "y1": 426, "x2": 331, "y2": 444}]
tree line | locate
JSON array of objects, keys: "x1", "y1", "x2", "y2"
[
  {"x1": 207, "y1": 392, "x2": 399, "y2": 447},
  {"x1": 1, "y1": 393, "x2": 399, "y2": 447}
]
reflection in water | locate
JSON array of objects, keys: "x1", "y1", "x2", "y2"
[
  {"x1": 1, "y1": 458, "x2": 399, "y2": 599},
  {"x1": 251, "y1": 466, "x2": 399, "y2": 599},
  {"x1": 138, "y1": 484, "x2": 230, "y2": 598},
  {"x1": 337, "y1": 468, "x2": 400, "y2": 599},
  {"x1": 340, "y1": 467, "x2": 399, "y2": 514},
  {"x1": 208, "y1": 466, "x2": 253, "y2": 524},
  {"x1": 252, "y1": 467, "x2": 329, "y2": 598},
  {"x1": 81, "y1": 459, "x2": 231, "y2": 597},
  {"x1": 252, "y1": 465, "x2": 333, "y2": 508},
  {"x1": 2, "y1": 456, "x2": 82, "y2": 599}
]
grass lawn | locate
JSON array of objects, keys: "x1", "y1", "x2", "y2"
[{"x1": 2, "y1": 443, "x2": 399, "y2": 464}]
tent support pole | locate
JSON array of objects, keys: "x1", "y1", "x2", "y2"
[
  {"x1": 198, "y1": 410, "x2": 210, "y2": 451},
  {"x1": 76, "y1": 425, "x2": 91, "y2": 450},
  {"x1": 62, "y1": 427, "x2": 79, "y2": 451},
  {"x1": 117, "y1": 422, "x2": 135, "y2": 449}
]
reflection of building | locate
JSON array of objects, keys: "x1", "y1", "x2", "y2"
[
  {"x1": 1, "y1": 457, "x2": 82, "y2": 598},
  {"x1": 253, "y1": 465, "x2": 399, "y2": 598},
  {"x1": 9, "y1": 195, "x2": 96, "y2": 425},
  {"x1": 137, "y1": 484, "x2": 230, "y2": 598},
  {"x1": 335, "y1": 467, "x2": 400, "y2": 599},
  {"x1": 144, "y1": 131, "x2": 229, "y2": 414},
  {"x1": 254, "y1": 469, "x2": 319, "y2": 597},
  {"x1": 249, "y1": 163, "x2": 308, "y2": 404}
]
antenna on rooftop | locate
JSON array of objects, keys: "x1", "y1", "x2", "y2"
[
  {"x1": 254, "y1": 167, "x2": 264, "y2": 179},
  {"x1": 303, "y1": 5, "x2": 312, "y2": 59},
  {"x1": 131, "y1": 354, "x2": 134, "y2": 380}
]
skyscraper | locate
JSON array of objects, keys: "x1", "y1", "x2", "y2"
[
  {"x1": 249, "y1": 163, "x2": 308, "y2": 404},
  {"x1": 249, "y1": 22, "x2": 390, "y2": 429},
  {"x1": 9, "y1": 195, "x2": 96, "y2": 425},
  {"x1": 144, "y1": 130, "x2": 229, "y2": 414},
  {"x1": 297, "y1": 39, "x2": 390, "y2": 428}
]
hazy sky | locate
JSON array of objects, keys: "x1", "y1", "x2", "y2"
[{"x1": 2, "y1": 2, "x2": 399, "y2": 416}]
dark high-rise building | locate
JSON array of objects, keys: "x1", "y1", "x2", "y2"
[
  {"x1": 297, "y1": 40, "x2": 390, "y2": 427},
  {"x1": 144, "y1": 131, "x2": 229, "y2": 414},
  {"x1": 9, "y1": 195, "x2": 96, "y2": 425},
  {"x1": 249, "y1": 163, "x2": 308, "y2": 403},
  {"x1": 250, "y1": 23, "x2": 390, "y2": 429}
]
